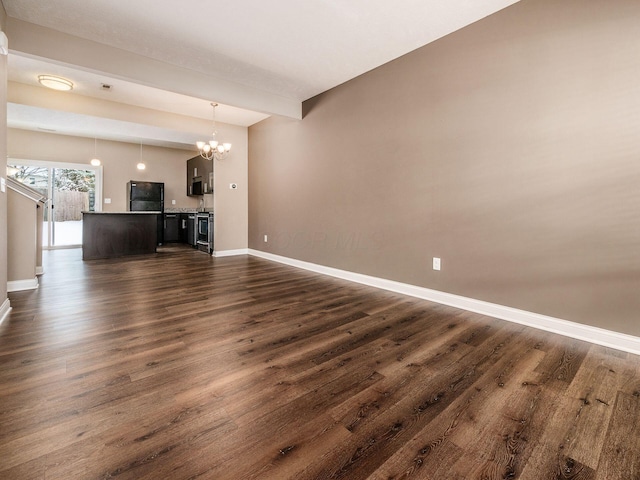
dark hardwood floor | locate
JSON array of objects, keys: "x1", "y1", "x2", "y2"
[{"x1": 2, "y1": 246, "x2": 640, "y2": 479}]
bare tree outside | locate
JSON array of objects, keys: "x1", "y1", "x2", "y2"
[
  {"x1": 8, "y1": 165, "x2": 95, "y2": 219},
  {"x1": 8, "y1": 165, "x2": 95, "y2": 193},
  {"x1": 55, "y1": 169, "x2": 95, "y2": 193},
  {"x1": 7, "y1": 165, "x2": 48, "y2": 193}
]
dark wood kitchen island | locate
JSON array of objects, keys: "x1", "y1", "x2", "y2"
[{"x1": 82, "y1": 212, "x2": 159, "y2": 260}]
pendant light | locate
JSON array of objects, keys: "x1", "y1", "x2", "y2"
[
  {"x1": 137, "y1": 143, "x2": 146, "y2": 170},
  {"x1": 90, "y1": 138, "x2": 101, "y2": 166}
]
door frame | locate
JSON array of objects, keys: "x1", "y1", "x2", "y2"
[{"x1": 7, "y1": 158, "x2": 103, "y2": 249}]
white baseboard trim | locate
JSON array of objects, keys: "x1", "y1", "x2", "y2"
[
  {"x1": 248, "y1": 249, "x2": 640, "y2": 356},
  {"x1": 36, "y1": 266, "x2": 44, "y2": 276},
  {"x1": 0, "y1": 298, "x2": 11, "y2": 327},
  {"x1": 7, "y1": 278, "x2": 39, "y2": 292},
  {"x1": 214, "y1": 248, "x2": 249, "y2": 258}
]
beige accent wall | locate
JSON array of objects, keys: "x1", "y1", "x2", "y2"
[
  {"x1": 7, "y1": 189, "x2": 37, "y2": 285},
  {"x1": 213, "y1": 133, "x2": 249, "y2": 252},
  {"x1": 0, "y1": 6, "x2": 8, "y2": 310},
  {"x1": 249, "y1": 0, "x2": 640, "y2": 336}
]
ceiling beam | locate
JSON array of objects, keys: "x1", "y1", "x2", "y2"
[
  {"x1": 7, "y1": 81, "x2": 229, "y2": 149},
  {"x1": 5, "y1": 18, "x2": 302, "y2": 120}
]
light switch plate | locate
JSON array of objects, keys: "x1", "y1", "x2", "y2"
[{"x1": 0, "y1": 177, "x2": 5, "y2": 193}]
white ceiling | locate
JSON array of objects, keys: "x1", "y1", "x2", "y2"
[{"x1": 2, "y1": 0, "x2": 521, "y2": 148}]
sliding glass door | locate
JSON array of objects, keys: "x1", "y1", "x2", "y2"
[{"x1": 7, "y1": 160, "x2": 102, "y2": 248}]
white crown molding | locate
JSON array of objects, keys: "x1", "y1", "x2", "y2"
[
  {"x1": 248, "y1": 249, "x2": 640, "y2": 356},
  {"x1": 7, "y1": 278, "x2": 39, "y2": 292},
  {"x1": 0, "y1": 299, "x2": 11, "y2": 327}
]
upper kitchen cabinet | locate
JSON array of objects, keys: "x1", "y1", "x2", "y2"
[{"x1": 187, "y1": 155, "x2": 213, "y2": 196}]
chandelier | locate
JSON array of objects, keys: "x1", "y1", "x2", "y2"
[{"x1": 196, "y1": 102, "x2": 231, "y2": 160}]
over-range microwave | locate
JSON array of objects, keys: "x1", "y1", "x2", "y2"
[
  {"x1": 192, "y1": 179, "x2": 203, "y2": 195},
  {"x1": 191, "y1": 177, "x2": 211, "y2": 196}
]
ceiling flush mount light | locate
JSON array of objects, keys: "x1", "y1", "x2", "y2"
[
  {"x1": 196, "y1": 103, "x2": 231, "y2": 161},
  {"x1": 38, "y1": 74, "x2": 74, "y2": 91}
]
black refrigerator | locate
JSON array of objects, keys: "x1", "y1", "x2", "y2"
[{"x1": 127, "y1": 181, "x2": 164, "y2": 244}]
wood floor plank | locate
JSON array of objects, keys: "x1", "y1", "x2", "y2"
[
  {"x1": 518, "y1": 342, "x2": 639, "y2": 480},
  {"x1": 44, "y1": 401, "x2": 234, "y2": 479},
  {"x1": 594, "y1": 391, "x2": 640, "y2": 480},
  {"x1": 2, "y1": 246, "x2": 640, "y2": 479},
  {"x1": 294, "y1": 324, "x2": 535, "y2": 479},
  {"x1": 365, "y1": 329, "x2": 542, "y2": 480}
]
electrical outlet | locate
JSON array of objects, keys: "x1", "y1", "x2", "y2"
[
  {"x1": 264, "y1": 235, "x2": 268, "y2": 243},
  {"x1": 104, "y1": 198, "x2": 111, "y2": 204},
  {"x1": 171, "y1": 199, "x2": 176, "y2": 205},
  {"x1": 433, "y1": 257, "x2": 441, "y2": 271}
]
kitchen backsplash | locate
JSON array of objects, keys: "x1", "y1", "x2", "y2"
[{"x1": 165, "y1": 207, "x2": 213, "y2": 213}]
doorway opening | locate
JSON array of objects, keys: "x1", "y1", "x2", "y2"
[{"x1": 7, "y1": 160, "x2": 103, "y2": 249}]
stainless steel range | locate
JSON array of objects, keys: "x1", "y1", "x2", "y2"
[{"x1": 196, "y1": 212, "x2": 213, "y2": 254}]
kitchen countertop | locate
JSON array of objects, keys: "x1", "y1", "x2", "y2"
[{"x1": 82, "y1": 210, "x2": 213, "y2": 214}]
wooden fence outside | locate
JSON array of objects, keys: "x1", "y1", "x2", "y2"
[{"x1": 54, "y1": 191, "x2": 89, "y2": 222}]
